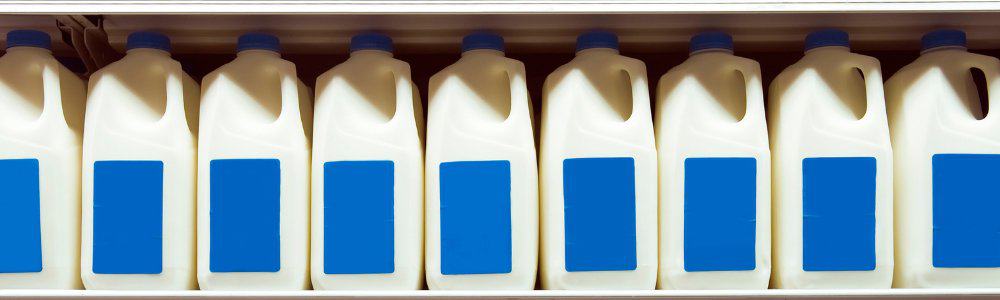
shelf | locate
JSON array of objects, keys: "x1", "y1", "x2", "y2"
[
  {"x1": 3, "y1": 289, "x2": 1000, "y2": 299},
  {"x1": 5, "y1": 0, "x2": 1000, "y2": 14}
]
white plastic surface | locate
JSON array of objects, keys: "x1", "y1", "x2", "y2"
[
  {"x1": 197, "y1": 49, "x2": 313, "y2": 290},
  {"x1": 311, "y1": 49, "x2": 424, "y2": 290},
  {"x1": 424, "y1": 49, "x2": 538, "y2": 290},
  {"x1": 654, "y1": 48, "x2": 771, "y2": 289},
  {"x1": 539, "y1": 47, "x2": 658, "y2": 290},
  {"x1": 768, "y1": 45, "x2": 894, "y2": 289},
  {"x1": 886, "y1": 46, "x2": 1000, "y2": 288},
  {"x1": 0, "y1": 46, "x2": 86, "y2": 290},
  {"x1": 81, "y1": 47, "x2": 200, "y2": 290}
]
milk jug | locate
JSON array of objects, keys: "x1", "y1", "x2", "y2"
[
  {"x1": 0, "y1": 29, "x2": 85, "y2": 289},
  {"x1": 769, "y1": 29, "x2": 893, "y2": 289},
  {"x1": 540, "y1": 31, "x2": 657, "y2": 290},
  {"x1": 887, "y1": 29, "x2": 1000, "y2": 288},
  {"x1": 197, "y1": 33, "x2": 312, "y2": 290},
  {"x1": 655, "y1": 32, "x2": 771, "y2": 290},
  {"x1": 425, "y1": 32, "x2": 538, "y2": 290},
  {"x1": 81, "y1": 31, "x2": 199, "y2": 290},
  {"x1": 311, "y1": 33, "x2": 424, "y2": 290}
]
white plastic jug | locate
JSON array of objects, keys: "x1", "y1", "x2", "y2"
[
  {"x1": 655, "y1": 32, "x2": 771, "y2": 290},
  {"x1": 769, "y1": 29, "x2": 893, "y2": 289},
  {"x1": 887, "y1": 29, "x2": 1000, "y2": 288},
  {"x1": 311, "y1": 33, "x2": 424, "y2": 290},
  {"x1": 539, "y1": 31, "x2": 657, "y2": 290},
  {"x1": 81, "y1": 31, "x2": 199, "y2": 290},
  {"x1": 197, "y1": 33, "x2": 312, "y2": 290},
  {"x1": 425, "y1": 33, "x2": 538, "y2": 290},
  {"x1": 0, "y1": 30, "x2": 85, "y2": 290}
]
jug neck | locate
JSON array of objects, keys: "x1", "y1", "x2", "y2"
[
  {"x1": 6, "y1": 46, "x2": 52, "y2": 56},
  {"x1": 350, "y1": 49, "x2": 393, "y2": 58},
  {"x1": 125, "y1": 48, "x2": 170, "y2": 57},
  {"x1": 576, "y1": 47, "x2": 619, "y2": 56},
  {"x1": 461, "y1": 49, "x2": 504, "y2": 57},
  {"x1": 237, "y1": 49, "x2": 281, "y2": 58},
  {"x1": 690, "y1": 48, "x2": 733, "y2": 57},
  {"x1": 921, "y1": 45, "x2": 968, "y2": 55},
  {"x1": 805, "y1": 45, "x2": 850, "y2": 56}
]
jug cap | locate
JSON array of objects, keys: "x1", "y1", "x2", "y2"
[
  {"x1": 690, "y1": 31, "x2": 733, "y2": 53},
  {"x1": 805, "y1": 29, "x2": 849, "y2": 51},
  {"x1": 922, "y1": 29, "x2": 966, "y2": 51},
  {"x1": 577, "y1": 30, "x2": 618, "y2": 51},
  {"x1": 237, "y1": 33, "x2": 280, "y2": 52},
  {"x1": 462, "y1": 32, "x2": 504, "y2": 52},
  {"x1": 6, "y1": 29, "x2": 51, "y2": 50},
  {"x1": 126, "y1": 31, "x2": 171, "y2": 52},
  {"x1": 351, "y1": 33, "x2": 393, "y2": 53}
]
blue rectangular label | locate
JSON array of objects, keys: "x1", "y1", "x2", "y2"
[
  {"x1": 802, "y1": 157, "x2": 877, "y2": 271},
  {"x1": 684, "y1": 157, "x2": 757, "y2": 272},
  {"x1": 93, "y1": 160, "x2": 164, "y2": 274},
  {"x1": 439, "y1": 160, "x2": 512, "y2": 275},
  {"x1": 324, "y1": 160, "x2": 395, "y2": 274},
  {"x1": 210, "y1": 159, "x2": 281, "y2": 273},
  {"x1": 0, "y1": 158, "x2": 42, "y2": 273},
  {"x1": 933, "y1": 154, "x2": 1000, "y2": 268},
  {"x1": 563, "y1": 157, "x2": 637, "y2": 272}
]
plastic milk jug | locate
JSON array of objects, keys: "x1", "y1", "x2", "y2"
[
  {"x1": 81, "y1": 32, "x2": 199, "y2": 290},
  {"x1": 888, "y1": 29, "x2": 1000, "y2": 288},
  {"x1": 197, "y1": 33, "x2": 312, "y2": 290},
  {"x1": 539, "y1": 31, "x2": 657, "y2": 290},
  {"x1": 0, "y1": 30, "x2": 85, "y2": 289},
  {"x1": 769, "y1": 29, "x2": 893, "y2": 289},
  {"x1": 655, "y1": 32, "x2": 771, "y2": 290},
  {"x1": 425, "y1": 33, "x2": 538, "y2": 290},
  {"x1": 311, "y1": 33, "x2": 424, "y2": 290}
]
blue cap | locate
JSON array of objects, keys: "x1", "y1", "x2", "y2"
[
  {"x1": 351, "y1": 33, "x2": 393, "y2": 53},
  {"x1": 577, "y1": 30, "x2": 619, "y2": 51},
  {"x1": 6, "y1": 30, "x2": 51, "y2": 50},
  {"x1": 922, "y1": 29, "x2": 966, "y2": 51},
  {"x1": 805, "y1": 29, "x2": 850, "y2": 51},
  {"x1": 237, "y1": 33, "x2": 280, "y2": 52},
  {"x1": 690, "y1": 31, "x2": 733, "y2": 53},
  {"x1": 125, "y1": 31, "x2": 171, "y2": 52},
  {"x1": 462, "y1": 32, "x2": 504, "y2": 52}
]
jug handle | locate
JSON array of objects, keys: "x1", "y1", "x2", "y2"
[
  {"x1": 162, "y1": 60, "x2": 186, "y2": 125},
  {"x1": 965, "y1": 54, "x2": 1000, "y2": 123},
  {"x1": 505, "y1": 60, "x2": 531, "y2": 123},
  {"x1": 850, "y1": 56, "x2": 887, "y2": 123},
  {"x1": 620, "y1": 59, "x2": 652, "y2": 124},
  {"x1": 390, "y1": 63, "x2": 416, "y2": 124},
  {"x1": 731, "y1": 59, "x2": 765, "y2": 123},
  {"x1": 277, "y1": 61, "x2": 303, "y2": 125},
  {"x1": 39, "y1": 58, "x2": 65, "y2": 125}
]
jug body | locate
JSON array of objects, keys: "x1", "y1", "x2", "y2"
[
  {"x1": 197, "y1": 34, "x2": 312, "y2": 290},
  {"x1": 81, "y1": 32, "x2": 199, "y2": 290},
  {"x1": 311, "y1": 34, "x2": 425, "y2": 290},
  {"x1": 425, "y1": 34, "x2": 538, "y2": 290},
  {"x1": 769, "y1": 30, "x2": 894, "y2": 289},
  {"x1": 888, "y1": 30, "x2": 1000, "y2": 288},
  {"x1": 0, "y1": 30, "x2": 86, "y2": 290},
  {"x1": 655, "y1": 33, "x2": 771, "y2": 290},
  {"x1": 539, "y1": 32, "x2": 658, "y2": 290}
]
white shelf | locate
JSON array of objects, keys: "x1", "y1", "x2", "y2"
[
  {"x1": 2, "y1": 289, "x2": 1000, "y2": 299},
  {"x1": 4, "y1": 0, "x2": 1000, "y2": 14}
]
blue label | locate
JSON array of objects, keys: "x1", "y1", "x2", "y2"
[
  {"x1": 802, "y1": 157, "x2": 877, "y2": 271},
  {"x1": 439, "y1": 160, "x2": 512, "y2": 275},
  {"x1": 563, "y1": 157, "x2": 637, "y2": 272},
  {"x1": 0, "y1": 159, "x2": 42, "y2": 273},
  {"x1": 684, "y1": 157, "x2": 757, "y2": 272},
  {"x1": 93, "y1": 160, "x2": 164, "y2": 274},
  {"x1": 933, "y1": 154, "x2": 1000, "y2": 268},
  {"x1": 209, "y1": 159, "x2": 281, "y2": 272},
  {"x1": 324, "y1": 160, "x2": 395, "y2": 274}
]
